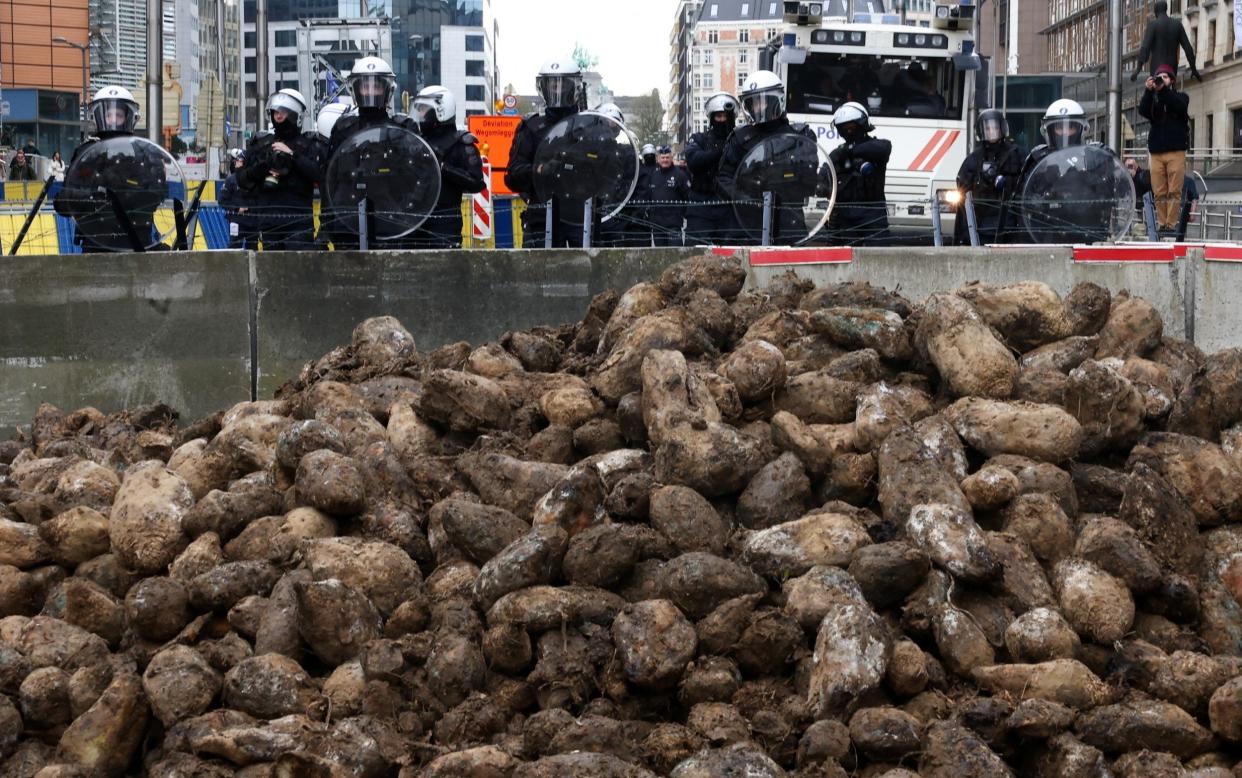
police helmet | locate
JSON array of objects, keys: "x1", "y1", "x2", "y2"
[
  {"x1": 976, "y1": 108, "x2": 1009, "y2": 144},
  {"x1": 90, "y1": 85, "x2": 140, "y2": 134},
  {"x1": 536, "y1": 57, "x2": 584, "y2": 110},
  {"x1": 316, "y1": 101, "x2": 357, "y2": 139},
  {"x1": 704, "y1": 92, "x2": 741, "y2": 123},
  {"x1": 739, "y1": 70, "x2": 786, "y2": 125},
  {"x1": 414, "y1": 85, "x2": 457, "y2": 131},
  {"x1": 349, "y1": 56, "x2": 397, "y2": 111},
  {"x1": 1041, "y1": 98, "x2": 1089, "y2": 151},
  {"x1": 832, "y1": 101, "x2": 873, "y2": 140}
]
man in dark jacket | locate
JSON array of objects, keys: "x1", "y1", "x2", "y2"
[
  {"x1": 237, "y1": 88, "x2": 322, "y2": 250},
  {"x1": 684, "y1": 93, "x2": 743, "y2": 245},
  {"x1": 645, "y1": 145, "x2": 690, "y2": 246},
  {"x1": 410, "y1": 85, "x2": 486, "y2": 248},
  {"x1": 1131, "y1": 1, "x2": 1200, "y2": 82},
  {"x1": 954, "y1": 109, "x2": 1025, "y2": 244},
  {"x1": 1139, "y1": 64, "x2": 1191, "y2": 231},
  {"x1": 827, "y1": 101, "x2": 892, "y2": 245},
  {"x1": 505, "y1": 56, "x2": 585, "y2": 248},
  {"x1": 7, "y1": 150, "x2": 38, "y2": 181}
]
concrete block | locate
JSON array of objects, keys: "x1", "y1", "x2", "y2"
[{"x1": 0, "y1": 251, "x2": 252, "y2": 433}]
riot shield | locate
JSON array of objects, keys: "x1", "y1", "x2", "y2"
[
  {"x1": 322, "y1": 124, "x2": 441, "y2": 241},
  {"x1": 731, "y1": 133, "x2": 837, "y2": 246},
  {"x1": 1020, "y1": 145, "x2": 1135, "y2": 244},
  {"x1": 56, "y1": 136, "x2": 184, "y2": 251},
  {"x1": 532, "y1": 112, "x2": 640, "y2": 224}
]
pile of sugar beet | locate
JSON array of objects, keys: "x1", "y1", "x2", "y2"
[{"x1": 11, "y1": 256, "x2": 1242, "y2": 778}]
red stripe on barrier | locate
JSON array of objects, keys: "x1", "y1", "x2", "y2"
[
  {"x1": 921, "y1": 130, "x2": 960, "y2": 172},
  {"x1": 1072, "y1": 245, "x2": 1175, "y2": 262},
  {"x1": 1204, "y1": 245, "x2": 1242, "y2": 262},
  {"x1": 750, "y1": 247, "x2": 854, "y2": 265},
  {"x1": 908, "y1": 130, "x2": 945, "y2": 172},
  {"x1": 711, "y1": 247, "x2": 744, "y2": 257}
]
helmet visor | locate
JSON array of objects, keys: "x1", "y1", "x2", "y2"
[
  {"x1": 268, "y1": 92, "x2": 304, "y2": 117},
  {"x1": 742, "y1": 89, "x2": 785, "y2": 124},
  {"x1": 980, "y1": 115, "x2": 1006, "y2": 143},
  {"x1": 413, "y1": 99, "x2": 438, "y2": 124},
  {"x1": 350, "y1": 75, "x2": 393, "y2": 109},
  {"x1": 92, "y1": 99, "x2": 138, "y2": 133},
  {"x1": 1043, "y1": 117, "x2": 1087, "y2": 150},
  {"x1": 538, "y1": 75, "x2": 580, "y2": 109}
]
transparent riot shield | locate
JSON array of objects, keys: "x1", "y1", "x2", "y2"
[
  {"x1": 55, "y1": 136, "x2": 185, "y2": 251},
  {"x1": 1020, "y1": 145, "x2": 1136, "y2": 244},
  {"x1": 532, "y1": 112, "x2": 640, "y2": 244},
  {"x1": 322, "y1": 124, "x2": 441, "y2": 242},
  {"x1": 731, "y1": 133, "x2": 837, "y2": 246}
]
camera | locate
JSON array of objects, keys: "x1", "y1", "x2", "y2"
[{"x1": 264, "y1": 148, "x2": 292, "y2": 189}]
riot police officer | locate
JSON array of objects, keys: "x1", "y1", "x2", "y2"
[
  {"x1": 954, "y1": 108, "x2": 1025, "y2": 244},
  {"x1": 1019, "y1": 99, "x2": 1092, "y2": 181},
  {"x1": 718, "y1": 71, "x2": 817, "y2": 245},
  {"x1": 645, "y1": 145, "x2": 690, "y2": 246},
  {"x1": 505, "y1": 57, "x2": 586, "y2": 247},
  {"x1": 236, "y1": 88, "x2": 321, "y2": 250},
  {"x1": 685, "y1": 92, "x2": 743, "y2": 245},
  {"x1": 217, "y1": 148, "x2": 258, "y2": 249},
  {"x1": 328, "y1": 57, "x2": 419, "y2": 153},
  {"x1": 411, "y1": 85, "x2": 486, "y2": 248},
  {"x1": 827, "y1": 101, "x2": 892, "y2": 245},
  {"x1": 54, "y1": 85, "x2": 169, "y2": 252},
  {"x1": 588, "y1": 103, "x2": 644, "y2": 248}
]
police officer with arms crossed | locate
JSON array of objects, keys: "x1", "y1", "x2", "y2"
[
  {"x1": 410, "y1": 85, "x2": 486, "y2": 248},
  {"x1": 506, "y1": 57, "x2": 586, "y2": 247},
  {"x1": 236, "y1": 88, "x2": 321, "y2": 250},
  {"x1": 718, "y1": 71, "x2": 817, "y2": 245},
  {"x1": 954, "y1": 108, "x2": 1025, "y2": 244},
  {"x1": 827, "y1": 101, "x2": 892, "y2": 245},
  {"x1": 54, "y1": 86, "x2": 169, "y2": 252},
  {"x1": 684, "y1": 92, "x2": 743, "y2": 245},
  {"x1": 645, "y1": 145, "x2": 691, "y2": 246}
]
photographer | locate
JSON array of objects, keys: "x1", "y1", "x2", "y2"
[
  {"x1": 238, "y1": 88, "x2": 322, "y2": 250},
  {"x1": 1139, "y1": 64, "x2": 1190, "y2": 233}
]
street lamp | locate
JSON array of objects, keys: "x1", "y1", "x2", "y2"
[{"x1": 53, "y1": 36, "x2": 90, "y2": 138}]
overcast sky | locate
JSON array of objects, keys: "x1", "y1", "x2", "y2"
[{"x1": 494, "y1": 0, "x2": 678, "y2": 100}]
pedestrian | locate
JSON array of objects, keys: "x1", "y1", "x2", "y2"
[
  {"x1": 8, "y1": 149, "x2": 38, "y2": 181},
  {"x1": 48, "y1": 151, "x2": 66, "y2": 182},
  {"x1": 645, "y1": 145, "x2": 690, "y2": 246},
  {"x1": 1139, "y1": 64, "x2": 1190, "y2": 232},
  {"x1": 411, "y1": 85, "x2": 486, "y2": 248},
  {"x1": 21, "y1": 138, "x2": 40, "y2": 158}
]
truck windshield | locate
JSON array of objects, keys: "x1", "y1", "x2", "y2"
[{"x1": 788, "y1": 52, "x2": 965, "y2": 120}]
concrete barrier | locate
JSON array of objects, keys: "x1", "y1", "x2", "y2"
[
  {"x1": 0, "y1": 251, "x2": 253, "y2": 433},
  {"x1": 252, "y1": 247, "x2": 709, "y2": 399},
  {"x1": 745, "y1": 246, "x2": 1192, "y2": 340},
  {"x1": 1191, "y1": 245, "x2": 1242, "y2": 354}
]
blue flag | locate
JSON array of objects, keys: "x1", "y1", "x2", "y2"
[
  {"x1": 224, "y1": 117, "x2": 232, "y2": 138},
  {"x1": 326, "y1": 69, "x2": 341, "y2": 98}
]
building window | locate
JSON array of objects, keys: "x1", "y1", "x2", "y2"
[
  {"x1": 708, "y1": 29, "x2": 719, "y2": 43},
  {"x1": 704, "y1": 49, "x2": 714, "y2": 63},
  {"x1": 703, "y1": 73, "x2": 714, "y2": 88},
  {"x1": 1208, "y1": 19, "x2": 1216, "y2": 60},
  {"x1": 769, "y1": 1, "x2": 777, "y2": 12},
  {"x1": 693, "y1": 73, "x2": 701, "y2": 88},
  {"x1": 740, "y1": 48, "x2": 749, "y2": 64},
  {"x1": 274, "y1": 29, "x2": 296, "y2": 47},
  {"x1": 245, "y1": 56, "x2": 255, "y2": 74},
  {"x1": 466, "y1": 84, "x2": 485, "y2": 101},
  {"x1": 466, "y1": 59, "x2": 485, "y2": 77},
  {"x1": 244, "y1": 31, "x2": 256, "y2": 49},
  {"x1": 465, "y1": 34, "x2": 485, "y2": 52},
  {"x1": 738, "y1": 72, "x2": 749, "y2": 88},
  {"x1": 767, "y1": 27, "x2": 778, "y2": 39},
  {"x1": 274, "y1": 55, "x2": 297, "y2": 73},
  {"x1": 710, "y1": 3, "x2": 719, "y2": 15},
  {"x1": 693, "y1": 49, "x2": 701, "y2": 64},
  {"x1": 740, "y1": 28, "x2": 750, "y2": 42},
  {"x1": 741, "y1": 2, "x2": 749, "y2": 13}
]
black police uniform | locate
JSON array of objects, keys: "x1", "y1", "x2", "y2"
[
  {"x1": 217, "y1": 170, "x2": 258, "y2": 249},
  {"x1": 953, "y1": 139, "x2": 1025, "y2": 244},
  {"x1": 54, "y1": 132, "x2": 169, "y2": 253},
  {"x1": 323, "y1": 110, "x2": 422, "y2": 249},
  {"x1": 685, "y1": 125, "x2": 742, "y2": 245},
  {"x1": 601, "y1": 156, "x2": 656, "y2": 247},
  {"x1": 828, "y1": 133, "x2": 892, "y2": 245},
  {"x1": 1019, "y1": 141, "x2": 1117, "y2": 243},
  {"x1": 718, "y1": 118, "x2": 818, "y2": 245},
  {"x1": 645, "y1": 163, "x2": 691, "y2": 246},
  {"x1": 413, "y1": 122, "x2": 486, "y2": 248},
  {"x1": 237, "y1": 120, "x2": 322, "y2": 250},
  {"x1": 505, "y1": 107, "x2": 580, "y2": 247}
]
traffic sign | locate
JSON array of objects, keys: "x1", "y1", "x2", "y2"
[
  {"x1": 502, "y1": 94, "x2": 517, "y2": 110},
  {"x1": 0, "y1": 101, "x2": 9, "y2": 118},
  {"x1": 468, "y1": 114, "x2": 522, "y2": 196}
]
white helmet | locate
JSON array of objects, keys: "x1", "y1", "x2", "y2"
[
  {"x1": 536, "y1": 57, "x2": 583, "y2": 110},
  {"x1": 227, "y1": 147, "x2": 245, "y2": 161},
  {"x1": 90, "y1": 85, "x2": 139, "y2": 133},
  {"x1": 316, "y1": 101, "x2": 357, "y2": 139},
  {"x1": 704, "y1": 92, "x2": 741, "y2": 123},
  {"x1": 641, "y1": 143, "x2": 656, "y2": 159},
  {"x1": 268, "y1": 88, "x2": 307, "y2": 118},
  {"x1": 592, "y1": 102, "x2": 625, "y2": 124},
  {"x1": 832, "y1": 101, "x2": 873, "y2": 140},
  {"x1": 349, "y1": 56, "x2": 396, "y2": 111},
  {"x1": 1041, "y1": 98, "x2": 1088, "y2": 151},
  {"x1": 739, "y1": 70, "x2": 785, "y2": 125},
  {"x1": 414, "y1": 85, "x2": 457, "y2": 130}
]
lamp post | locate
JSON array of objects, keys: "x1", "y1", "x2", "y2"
[{"x1": 52, "y1": 36, "x2": 90, "y2": 138}]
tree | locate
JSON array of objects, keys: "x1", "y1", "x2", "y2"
[{"x1": 629, "y1": 89, "x2": 671, "y2": 148}]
